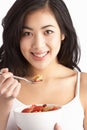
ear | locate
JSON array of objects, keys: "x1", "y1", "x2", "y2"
[{"x1": 61, "y1": 34, "x2": 65, "y2": 41}]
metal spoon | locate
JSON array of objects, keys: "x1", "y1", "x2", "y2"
[{"x1": 0, "y1": 71, "x2": 35, "y2": 83}]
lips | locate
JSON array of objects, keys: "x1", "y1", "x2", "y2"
[{"x1": 32, "y1": 51, "x2": 48, "y2": 58}]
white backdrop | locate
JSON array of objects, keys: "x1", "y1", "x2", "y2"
[{"x1": 0, "y1": 0, "x2": 87, "y2": 72}]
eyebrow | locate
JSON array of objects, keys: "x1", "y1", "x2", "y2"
[
  {"x1": 22, "y1": 26, "x2": 33, "y2": 30},
  {"x1": 22, "y1": 25, "x2": 55, "y2": 30},
  {"x1": 41, "y1": 25, "x2": 55, "y2": 29}
]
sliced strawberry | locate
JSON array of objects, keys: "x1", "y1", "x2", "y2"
[
  {"x1": 21, "y1": 104, "x2": 60, "y2": 113},
  {"x1": 51, "y1": 106, "x2": 60, "y2": 111},
  {"x1": 32, "y1": 106, "x2": 44, "y2": 112},
  {"x1": 22, "y1": 108, "x2": 31, "y2": 113},
  {"x1": 22, "y1": 105, "x2": 36, "y2": 113}
]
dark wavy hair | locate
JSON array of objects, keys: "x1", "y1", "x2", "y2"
[{"x1": 0, "y1": 0, "x2": 81, "y2": 76}]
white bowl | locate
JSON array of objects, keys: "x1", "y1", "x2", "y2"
[{"x1": 14, "y1": 104, "x2": 62, "y2": 130}]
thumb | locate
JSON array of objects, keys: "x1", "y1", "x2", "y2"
[
  {"x1": 1, "y1": 68, "x2": 9, "y2": 73},
  {"x1": 54, "y1": 123, "x2": 62, "y2": 130}
]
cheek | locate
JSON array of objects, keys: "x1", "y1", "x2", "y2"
[
  {"x1": 49, "y1": 37, "x2": 61, "y2": 50},
  {"x1": 20, "y1": 43, "x2": 29, "y2": 60},
  {"x1": 50, "y1": 38, "x2": 62, "y2": 58},
  {"x1": 20, "y1": 39, "x2": 30, "y2": 52},
  {"x1": 20, "y1": 44, "x2": 26, "y2": 54}
]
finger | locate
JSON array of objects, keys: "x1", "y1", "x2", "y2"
[
  {"x1": 11, "y1": 82, "x2": 21, "y2": 98},
  {"x1": 1, "y1": 82, "x2": 21, "y2": 98},
  {"x1": 0, "y1": 68, "x2": 9, "y2": 73},
  {"x1": 0, "y1": 80, "x2": 21, "y2": 98},
  {"x1": 0, "y1": 71, "x2": 13, "y2": 79},
  {"x1": 0, "y1": 77, "x2": 15, "y2": 94},
  {"x1": 6, "y1": 80, "x2": 21, "y2": 97},
  {"x1": 0, "y1": 72, "x2": 13, "y2": 85},
  {"x1": 54, "y1": 123, "x2": 62, "y2": 130}
]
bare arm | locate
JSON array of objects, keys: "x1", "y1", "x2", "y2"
[
  {"x1": 0, "y1": 68, "x2": 21, "y2": 130},
  {"x1": 0, "y1": 98, "x2": 13, "y2": 130},
  {"x1": 80, "y1": 72, "x2": 87, "y2": 130}
]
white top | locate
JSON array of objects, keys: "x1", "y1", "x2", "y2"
[{"x1": 6, "y1": 72, "x2": 84, "y2": 130}]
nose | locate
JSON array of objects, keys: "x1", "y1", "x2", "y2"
[{"x1": 32, "y1": 34, "x2": 45, "y2": 50}]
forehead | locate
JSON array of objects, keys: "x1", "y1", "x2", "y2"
[{"x1": 23, "y1": 7, "x2": 58, "y2": 26}]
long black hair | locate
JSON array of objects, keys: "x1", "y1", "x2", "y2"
[{"x1": 0, "y1": 0, "x2": 81, "y2": 76}]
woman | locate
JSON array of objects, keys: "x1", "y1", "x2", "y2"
[{"x1": 0, "y1": 0, "x2": 87, "y2": 130}]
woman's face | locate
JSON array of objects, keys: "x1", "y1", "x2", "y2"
[{"x1": 20, "y1": 7, "x2": 64, "y2": 70}]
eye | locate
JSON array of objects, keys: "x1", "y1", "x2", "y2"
[
  {"x1": 22, "y1": 31, "x2": 33, "y2": 37},
  {"x1": 44, "y1": 30, "x2": 54, "y2": 35}
]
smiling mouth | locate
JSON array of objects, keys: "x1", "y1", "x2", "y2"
[{"x1": 31, "y1": 51, "x2": 49, "y2": 58}]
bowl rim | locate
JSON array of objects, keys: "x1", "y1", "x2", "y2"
[{"x1": 14, "y1": 104, "x2": 62, "y2": 114}]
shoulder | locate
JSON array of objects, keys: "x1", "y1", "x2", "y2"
[
  {"x1": 80, "y1": 72, "x2": 87, "y2": 128},
  {"x1": 80, "y1": 72, "x2": 87, "y2": 102},
  {"x1": 80, "y1": 72, "x2": 87, "y2": 88},
  {"x1": 81, "y1": 71, "x2": 87, "y2": 79},
  {"x1": 80, "y1": 72, "x2": 87, "y2": 108}
]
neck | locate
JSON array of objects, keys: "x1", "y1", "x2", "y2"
[{"x1": 27, "y1": 63, "x2": 65, "y2": 79}]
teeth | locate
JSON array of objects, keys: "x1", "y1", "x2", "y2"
[{"x1": 33, "y1": 52, "x2": 47, "y2": 57}]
